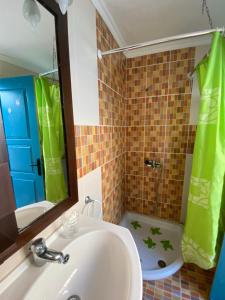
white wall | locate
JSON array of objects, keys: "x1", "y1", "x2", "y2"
[
  {"x1": 0, "y1": 60, "x2": 34, "y2": 78},
  {"x1": 68, "y1": 0, "x2": 99, "y2": 126},
  {"x1": 68, "y1": 0, "x2": 102, "y2": 216},
  {"x1": 76, "y1": 167, "x2": 102, "y2": 219}
]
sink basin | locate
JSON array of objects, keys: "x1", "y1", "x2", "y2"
[
  {"x1": 25, "y1": 231, "x2": 132, "y2": 300},
  {"x1": 0, "y1": 216, "x2": 142, "y2": 300},
  {"x1": 15, "y1": 201, "x2": 54, "y2": 229}
]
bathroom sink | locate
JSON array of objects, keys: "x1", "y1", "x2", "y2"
[
  {"x1": 25, "y1": 231, "x2": 133, "y2": 300},
  {"x1": 15, "y1": 201, "x2": 54, "y2": 229},
  {"x1": 0, "y1": 216, "x2": 142, "y2": 300}
]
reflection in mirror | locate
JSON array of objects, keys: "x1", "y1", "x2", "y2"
[{"x1": 0, "y1": 0, "x2": 68, "y2": 231}]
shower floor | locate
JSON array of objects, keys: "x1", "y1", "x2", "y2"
[{"x1": 120, "y1": 212, "x2": 183, "y2": 280}]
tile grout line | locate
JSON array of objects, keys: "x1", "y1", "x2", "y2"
[
  {"x1": 126, "y1": 57, "x2": 195, "y2": 70},
  {"x1": 125, "y1": 92, "x2": 193, "y2": 100},
  {"x1": 98, "y1": 79, "x2": 124, "y2": 98},
  {"x1": 125, "y1": 173, "x2": 184, "y2": 181},
  {"x1": 156, "y1": 50, "x2": 172, "y2": 217},
  {"x1": 76, "y1": 137, "x2": 188, "y2": 157},
  {"x1": 179, "y1": 51, "x2": 196, "y2": 223},
  {"x1": 124, "y1": 57, "x2": 127, "y2": 211},
  {"x1": 140, "y1": 59, "x2": 148, "y2": 214},
  {"x1": 104, "y1": 177, "x2": 125, "y2": 204},
  {"x1": 74, "y1": 124, "x2": 192, "y2": 130}
]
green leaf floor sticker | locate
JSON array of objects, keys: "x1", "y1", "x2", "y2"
[
  {"x1": 161, "y1": 240, "x2": 173, "y2": 251},
  {"x1": 150, "y1": 227, "x2": 162, "y2": 235},
  {"x1": 131, "y1": 220, "x2": 142, "y2": 230},
  {"x1": 143, "y1": 237, "x2": 156, "y2": 249}
]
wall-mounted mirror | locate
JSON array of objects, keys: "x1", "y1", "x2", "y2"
[{"x1": 0, "y1": 0, "x2": 77, "y2": 247}]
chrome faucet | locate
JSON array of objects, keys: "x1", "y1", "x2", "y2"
[
  {"x1": 30, "y1": 238, "x2": 70, "y2": 266},
  {"x1": 144, "y1": 159, "x2": 161, "y2": 169}
]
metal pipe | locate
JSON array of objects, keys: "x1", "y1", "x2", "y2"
[
  {"x1": 39, "y1": 68, "x2": 58, "y2": 77},
  {"x1": 98, "y1": 28, "x2": 224, "y2": 58}
]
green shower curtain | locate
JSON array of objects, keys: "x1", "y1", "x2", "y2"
[
  {"x1": 182, "y1": 32, "x2": 225, "y2": 269},
  {"x1": 35, "y1": 77, "x2": 68, "y2": 203}
]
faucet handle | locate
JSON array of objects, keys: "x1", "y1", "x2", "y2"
[
  {"x1": 144, "y1": 159, "x2": 161, "y2": 169},
  {"x1": 30, "y1": 238, "x2": 47, "y2": 255},
  {"x1": 30, "y1": 237, "x2": 70, "y2": 266}
]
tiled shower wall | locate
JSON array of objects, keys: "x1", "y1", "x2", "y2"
[
  {"x1": 74, "y1": 11, "x2": 198, "y2": 224},
  {"x1": 125, "y1": 49, "x2": 197, "y2": 222},
  {"x1": 97, "y1": 13, "x2": 127, "y2": 224}
]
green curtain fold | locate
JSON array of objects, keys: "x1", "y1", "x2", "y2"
[
  {"x1": 34, "y1": 77, "x2": 68, "y2": 203},
  {"x1": 182, "y1": 32, "x2": 225, "y2": 269}
]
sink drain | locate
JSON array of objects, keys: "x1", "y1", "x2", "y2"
[
  {"x1": 158, "y1": 260, "x2": 167, "y2": 268},
  {"x1": 67, "y1": 296, "x2": 81, "y2": 300}
]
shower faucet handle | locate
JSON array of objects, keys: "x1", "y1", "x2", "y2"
[{"x1": 144, "y1": 159, "x2": 161, "y2": 169}]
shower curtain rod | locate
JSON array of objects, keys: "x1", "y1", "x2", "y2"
[
  {"x1": 39, "y1": 68, "x2": 58, "y2": 77},
  {"x1": 98, "y1": 27, "x2": 225, "y2": 58}
]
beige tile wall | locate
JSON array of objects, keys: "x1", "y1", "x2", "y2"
[
  {"x1": 97, "y1": 12, "x2": 126, "y2": 224},
  {"x1": 125, "y1": 48, "x2": 196, "y2": 222}
]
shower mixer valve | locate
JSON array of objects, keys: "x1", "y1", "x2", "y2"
[{"x1": 144, "y1": 159, "x2": 161, "y2": 169}]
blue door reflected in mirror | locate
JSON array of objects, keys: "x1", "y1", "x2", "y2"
[{"x1": 0, "y1": 76, "x2": 45, "y2": 208}]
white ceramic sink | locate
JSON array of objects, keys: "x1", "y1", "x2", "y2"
[
  {"x1": 0, "y1": 216, "x2": 142, "y2": 300},
  {"x1": 15, "y1": 201, "x2": 54, "y2": 229}
]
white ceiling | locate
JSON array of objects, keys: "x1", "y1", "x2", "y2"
[
  {"x1": 0, "y1": 0, "x2": 55, "y2": 73},
  {"x1": 1, "y1": 1, "x2": 224, "y2": 70},
  {"x1": 94, "y1": 0, "x2": 225, "y2": 55}
]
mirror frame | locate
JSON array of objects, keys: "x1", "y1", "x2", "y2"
[{"x1": 0, "y1": 0, "x2": 78, "y2": 264}]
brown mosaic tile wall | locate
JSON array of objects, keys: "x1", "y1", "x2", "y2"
[
  {"x1": 125, "y1": 48, "x2": 197, "y2": 222},
  {"x1": 74, "y1": 123, "x2": 126, "y2": 224},
  {"x1": 74, "y1": 13, "x2": 197, "y2": 225},
  {"x1": 75, "y1": 125, "x2": 104, "y2": 178},
  {"x1": 96, "y1": 12, "x2": 126, "y2": 224}
]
